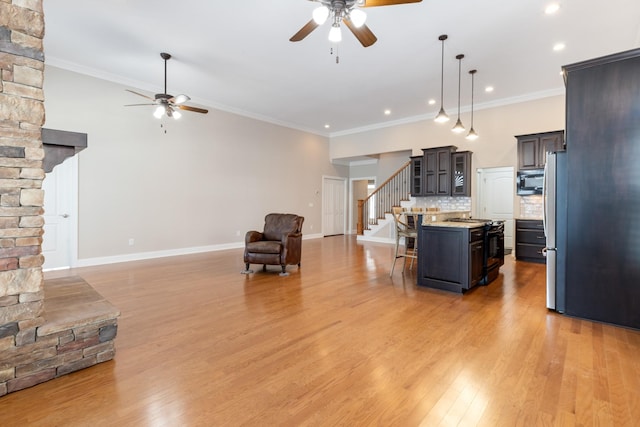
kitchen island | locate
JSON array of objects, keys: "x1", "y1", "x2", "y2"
[{"x1": 417, "y1": 219, "x2": 504, "y2": 293}]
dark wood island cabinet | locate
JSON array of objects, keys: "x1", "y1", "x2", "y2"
[{"x1": 417, "y1": 225, "x2": 485, "y2": 293}]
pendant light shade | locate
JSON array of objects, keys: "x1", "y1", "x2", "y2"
[
  {"x1": 452, "y1": 54, "x2": 466, "y2": 133},
  {"x1": 434, "y1": 34, "x2": 450, "y2": 123},
  {"x1": 466, "y1": 69, "x2": 479, "y2": 140}
]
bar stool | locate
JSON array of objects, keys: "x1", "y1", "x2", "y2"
[{"x1": 390, "y1": 207, "x2": 419, "y2": 276}]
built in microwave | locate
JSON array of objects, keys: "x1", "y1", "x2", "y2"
[{"x1": 517, "y1": 169, "x2": 544, "y2": 195}]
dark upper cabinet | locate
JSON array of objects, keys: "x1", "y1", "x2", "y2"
[
  {"x1": 424, "y1": 146, "x2": 456, "y2": 196},
  {"x1": 410, "y1": 155, "x2": 424, "y2": 197},
  {"x1": 451, "y1": 151, "x2": 472, "y2": 197},
  {"x1": 411, "y1": 146, "x2": 471, "y2": 197},
  {"x1": 516, "y1": 131, "x2": 564, "y2": 170}
]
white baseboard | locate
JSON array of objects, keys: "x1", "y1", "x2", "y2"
[
  {"x1": 73, "y1": 233, "x2": 325, "y2": 268},
  {"x1": 356, "y1": 235, "x2": 394, "y2": 245}
]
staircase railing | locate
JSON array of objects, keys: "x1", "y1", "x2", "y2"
[{"x1": 357, "y1": 161, "x2": 411, "y2": 234}]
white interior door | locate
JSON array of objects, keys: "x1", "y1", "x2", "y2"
[
  {"x1": 322, "y1": 176, "x2": 346, "y2": 236},
  {"x1": 42, "y1": 156, "x2": 77, "y2": 270},
  {"x1": 477, "y1": 167, "x2": 514, "y2": 249}
]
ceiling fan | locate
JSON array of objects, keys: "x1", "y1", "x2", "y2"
[
  {"x1": 290, "y1": 0, "x2": 422, "y2": 47},
  {"x1": 125, "y1": 52, "x2": 208, "y2": 119}
]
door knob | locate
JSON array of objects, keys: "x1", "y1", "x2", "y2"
[{"x1": 61, "y1": 214, "x2": 70, "y2": 218}]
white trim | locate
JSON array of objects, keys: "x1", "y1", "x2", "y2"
[
  {"x1": 356, "y1": 235, "x2": 394, "y2": 245},
  {"x1": 73, "y1": 233, "x2": 324, "y2": 268},
  {"x1": 329, "y1": 87, "x2": 565, "y2": 138},
  {"x1": 46, "y1": 56, "x2": 565, "y2": 139},
  {"x1": 45, "y1": 57, "x2": 331, "y2": 138},
  {"x1": 69, "y1": 155, "x2": 79, "y2": 268},
  {"x1": 332, "y1": 158, "x2": 378, "y2": 167}
]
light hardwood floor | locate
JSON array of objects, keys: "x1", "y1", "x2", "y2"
[{"x1": 1, "y1": 236, "x2": 639, "y2": 426}]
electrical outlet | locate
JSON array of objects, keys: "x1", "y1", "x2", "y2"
[
  {"x1": 235, "y1": 230, "x2": 240, "y2": 236},
  {"x1": 128, "y1": 238, "x2": 134, "y2": 246}
]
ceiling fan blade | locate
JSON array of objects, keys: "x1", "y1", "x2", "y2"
[
  {"x1": 290, "y1": 19, "x2": 320, "y2": 42},
  {"x1": 171, "y1": 94, "x2": 190, "y2": 105},
  {"x1": 124, "y1": 103, "x2": 156, "y2": 107},
  {"x1": 125, "y1": 89, "x2": 154, "y2": 100},
  {"x1": 343, "y1": 19, "x2": 377, "y2": 47},
  {"x1": 178, "y1": 105, "x2": 208, "y2": 114},
  {"x1": 361, "y1": 0, "x2": 422, "y2": 7}
]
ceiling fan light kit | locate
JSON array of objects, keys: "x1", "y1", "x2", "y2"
[
  {"x1": 313, "y1": 6, "x2": 330, "y2": 24},
  {"x1": 290, "y1": 0, "x2": 422, "y2": 48},
  {"x1": 329, "y1": 24, "x2": 343, "y2": 42},
  {"x1": 125, "y1": 52, "x2": 208, "y2": 120},
  {"x1": 349, "y1": 9, "x2": 367, "y2": 27}
]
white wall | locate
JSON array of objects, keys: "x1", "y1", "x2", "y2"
[
  {"x1": 333, "y1": 95, "x2": 565, "y2": 216},
  {"x1": 43, "y1": 64, "x2": 565, "y2": 263},
  {"x1": 43, "y1": 66, "x2": 347, "y2": 261}
]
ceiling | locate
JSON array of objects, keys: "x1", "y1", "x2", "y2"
[{"x1": 42, "y1": 0, "x2": 640, "y2": 136}]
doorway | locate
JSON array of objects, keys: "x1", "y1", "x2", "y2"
[
  {"x1": 348, "y1": 177, "x2": 375, "y2": 234},
  {"x1": 322, "y1": 176, "x2": 347, "y2": 236},
  {"x1": 477, "y1": 167, "x2": 514, "y2": 249},
  {"x1": 42, "y1": 156, "x2": 78, "y2": 270}
]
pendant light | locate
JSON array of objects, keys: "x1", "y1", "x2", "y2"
[
  {"x1": 451, "y1": 54, "x2": 465, "y2": 133},
  {"x1": 466, "y1": 69, "x2": 479, "y2": 140},
  {"x1": 434, "y1": 34, "x2": 450, "y2": 123}
]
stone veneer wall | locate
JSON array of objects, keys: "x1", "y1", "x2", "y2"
[
  {"x1": 0, "y1": 0, "x2": 119, "y2": 397},
  {"x1": 0, "y1": 0, "x2": 46, "y2": 395}
]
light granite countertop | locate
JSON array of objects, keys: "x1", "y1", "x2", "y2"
[{"x1": 422, "y1": 221, "x2": 485, "y2": 229}]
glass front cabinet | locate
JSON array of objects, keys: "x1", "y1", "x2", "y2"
[
  {"x1": 451, "y1": 151, "x2": 471, "y2": 197},
  {"x1": 410, "y1": 155, "x2": 424, "y2": 197}
]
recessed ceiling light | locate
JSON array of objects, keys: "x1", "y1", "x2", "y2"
[
  {"x1": 428, "y1": 99, "x2": 436, "y2": 105},
  {"x1": 553, "y1": 42, "x2": 566, "y2": 51},
  {"x1": 545, "y1": 3, "x2": 560, "y2": 14},
  {"x1": 324, "y1": 124, "x2": 330, "y2": 129},
  {"x1": 485, "y1": 86, "x2": 494, "y2": 93},
  {"x1": 384, "y1": 109, "x2": 391, "y2": 116}
]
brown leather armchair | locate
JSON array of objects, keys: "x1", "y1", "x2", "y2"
[{"x1": 242, "y1": 213, "x2": 304, "y2": 276}]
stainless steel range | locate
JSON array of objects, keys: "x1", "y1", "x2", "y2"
[{"x1": 446, "y1": 218, "x2": 505, "y2": 285}]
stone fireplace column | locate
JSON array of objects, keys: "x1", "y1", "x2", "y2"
[{"x1": 0, "y1": 0, "x2": 46, "y2": 395}]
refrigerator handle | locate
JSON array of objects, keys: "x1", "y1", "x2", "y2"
[{"x1": 542, "y1": 157, "x2": 548, "y2": 237}]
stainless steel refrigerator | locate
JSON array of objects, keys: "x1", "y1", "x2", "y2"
[{"x1": 543, "y1": 151, "x2": 567, "y2": 312}]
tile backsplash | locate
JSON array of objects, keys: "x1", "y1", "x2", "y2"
[
  {"x1": 520, "y1": 195, "x2": 543, "y2": 218},
  {"x1": 413, "y1": 196, "x2": 471, "y2": 212}
]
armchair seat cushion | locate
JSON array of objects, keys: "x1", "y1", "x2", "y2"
[{"x1": 246, "y1": 240, "x2": 282, "y2": 254}]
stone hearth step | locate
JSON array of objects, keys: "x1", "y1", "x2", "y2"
[
  {"x1": 1, "y1": 276, "x2": 120, "y2": 396},
  {"x1": 39, "y1": 276, "x2": 120, "y2": 336}
]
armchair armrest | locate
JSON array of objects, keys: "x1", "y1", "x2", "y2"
[
  {"x1": 280, "y1": 231, "x2": 302, "y2": 245},
  {"x1": 245, "y1": 231, "x2": 263, "y2": 244}
]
